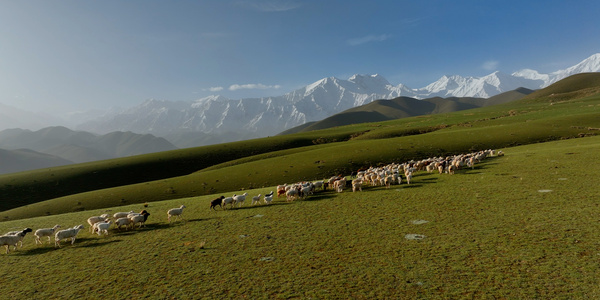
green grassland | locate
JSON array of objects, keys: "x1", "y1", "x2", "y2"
[
  {"x1": 1, "y1": 73, "x2": 599, "y2": 220},
  {"x1": 0, "y1": 74, "x2": 599, "y2": 298},
  {"x1": 0, "y1": 134, "x2": 598, "y2": 298}
]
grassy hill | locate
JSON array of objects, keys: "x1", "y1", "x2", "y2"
[
  {"x1": 281, "y1": 88, "x2": 533, "y2": 135},
  {"x1": 0, "y1": 74, "x2": 599, "y2": 221},
  {"x1": 0, "y1": 134, "x2": 599, "y2": 298}
]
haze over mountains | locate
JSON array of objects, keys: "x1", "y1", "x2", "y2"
[
  {"x1": 73, "y1": 53, "x2": 600, "y2": 141},
  {"x1": 1, "y1": 53, "x2": 599, "y2": 154},
  {"x1": 0, "y1": 127, "x2": 177, "y2": 174}
]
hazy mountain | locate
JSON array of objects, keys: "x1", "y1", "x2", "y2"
[
  {"x1": 0, "y1": 148, "x2": 74, "y2": 175},
  {"x1": 0, "y1": 126, "x2": 178, "y2": 165},
  {"x1": 279, "y1": 90, "x2": 533, "y2": 135},
  {"x1": 75, "y1": 54, "x2": 600, "y2": 146}
]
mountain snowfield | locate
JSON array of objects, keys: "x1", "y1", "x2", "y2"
[{"x1": 68, "y1": 52, "x2": 599, "y2": 142}]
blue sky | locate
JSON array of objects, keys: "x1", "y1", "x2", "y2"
[{"x1": 1, "y1": 0, "x2": 599, "y2": 114}]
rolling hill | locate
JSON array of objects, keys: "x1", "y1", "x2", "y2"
[
  {"x1": 0, "y1": 73, "x2": 598, "y2": 220},
  {"x1": 280, "y1": 88, "x2": 534, "y2": 135}
]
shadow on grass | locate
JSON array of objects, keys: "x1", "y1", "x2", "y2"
[{"x1": 15, "y1": 238, "x2": 124, "y2": 255}]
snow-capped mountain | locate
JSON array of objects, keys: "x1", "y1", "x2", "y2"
[{"x1": 75, "y1": 53, "x2": 600, "y2": 145}]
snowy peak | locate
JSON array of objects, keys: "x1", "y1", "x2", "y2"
[
  {"x1": 74, "y1": 53, "x2": 600, "y2": 147},
  {"x1": 348, "y1": 74, "x2": 392, "y2": 90},
  {"x1": 511, "y1": 69, "x2": 549, "y2": 82}
]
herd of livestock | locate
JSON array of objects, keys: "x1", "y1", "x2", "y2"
[{"x1": 0, "y1": 149, "x2": 501, "y2": 254}]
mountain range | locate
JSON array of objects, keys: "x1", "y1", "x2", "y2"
[
  {"x1": 1, "y1": 53, "x2": 599, "y2": 150},
  {"x1": 0, "y1": 126, "x2": 177, "y2": 174},
  {"x1": 72, "y1": 53, "x2": 600, "y2": 145}
]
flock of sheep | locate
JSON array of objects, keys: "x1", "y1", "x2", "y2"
[
  {"x1": 211, "y1": 149, "x2": 502, "y2": 205},
  {"x1": 0, "y1": 149, "x2": 501, "y2": 254},
  {"x1": 0, "y1": 205, "x2": 187, "y2": 253}
]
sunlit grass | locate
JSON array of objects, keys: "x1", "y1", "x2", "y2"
[{"x1": 1, "y1": 135, "x2": 599, "y2": 298}]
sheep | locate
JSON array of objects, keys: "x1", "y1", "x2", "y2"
[
  {"x1": 210, "y1": 196, "x2": 225, "y2": 210},
  {"x1": 313, "y1": 181, "x2": 325, "y2": 191},
  {"x1": 251, "y1": 194, "x2": 262, "y2": 206},
  {"x1": 0, "y1": 228, "x2": 32, "y2": 253},
  {"x1": 405, "y1": 171, "x2": 413, "y2": 185},
  {"x1": 264, "y1": 193, "x2": 274, "y2": 205},
  {"x1": 130, "y1": 210, "x2": 150, "y2": 229},
  {"x1": 352, "y1": 178, "x2": 363, "y2": 192},
  {"x1": 54, "y1": 225, "x2": 84, "y2": 248},
  {"x1": 233, "y1": 193, "x2": 248, "y2": 207},
  {"x1": 384, "y1": 175, "x2": 394, "y2": 188},
  {"x1": 115, "y1": 217, "x2": 133, "y2": 230},
  {"x1": 167, "y1": 205, "x2": 186, "y2": 223},
  {"x1": 285, "y1": 188, "x2": 299, "y2": 201},
  {"x1": 333, "y1": 178, "x2": 346, "y2": 193},
  {"x1": 448, "y1": 164, "x2": 457, "y2": 175},
  {"x1": 113, "y1": 211, "x2": 134, "y2": 219},
  {"x1": 276, "y1": 185, "x2": 287, "y2": 197},
  {"x1": 88, "y1": 214, "x2": 110, "y2": 233},
  {"x1": 94, "y1": 221, "x2": 113, "y2": 236},
  {"x1": 222, "y1": 197, "x2": 234, "y2": 209},
  {"x1": 34, "y1": 225, "x2": 61, "y2": 245},
  {"x1": 4, "y1": 230, "x2": 29, "y2": 249}
]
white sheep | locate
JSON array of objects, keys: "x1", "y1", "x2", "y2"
[
  {"x1": 285, "y1": 188, "x2": 299, "y2": 201},
  {"x1": 34, "y1": 225, "x2": 61, "y2": 245},
  {"x1": 88, "y1": 214, "x2": 110, "y2": 233},
  {"x1": 222, "y1": 197, "x2": 234, "y2": 209},
  {"x1": 115, "y1": 217, "x2": 133, "y2": 230},
  {"x1": 130, "y1": 211, "x2": 150, "y2": 229},
  {"x1": 113, "y1": 211, "x2": 134, "y2": 219},
  {"x1": 94, "y1": 221, "x2": 113, "y2": 236},
  {"x1": 167, "y1": 205, "x2": 186, "y2": 223},
  {"x1": 233, "y1": 193, "x2": 248, "y2": 207},
  {"x1": 0, "y1": 228, "x2": 32, "y2": 253},
  {"x1": 54, "y1": 225, "x2": 84, "y2": 248},
  {"x1": 264, "y1": 194, "x2": 274, "y2": 205},
  {"x1": 251, "y1": 194, "x2": 262, "y2": 206},
  {"x1": 333, "y1": 179, "x2": 346, "y2": 193}
]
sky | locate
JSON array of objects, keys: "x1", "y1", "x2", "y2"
[{"x1": 1, "y1": 0, "x2": 600, "y2": 115}]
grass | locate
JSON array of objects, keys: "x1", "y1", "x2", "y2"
[
  {"x1": 1, "y1": 135, "x2": 599, "y2": 298},
  {"x1": 1, "y1": 89, "x2": 598, "y2": 220}
]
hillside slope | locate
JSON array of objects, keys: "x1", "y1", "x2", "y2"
[
  {"x1": 281, "y1": 89, "x2": 531, "y2": 135},
  {"x1": 0, "y1": 74, "x2": 598, "y2": 219}
]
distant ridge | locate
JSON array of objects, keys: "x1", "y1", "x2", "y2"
[
  {"x1": 0, "y1": 126, "x2": 178, "y2": 174},
  {"x1": 0, "y1": 148, "x2": 73, "y2": 175}
]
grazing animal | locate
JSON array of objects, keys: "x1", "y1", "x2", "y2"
[
  {"x1": 276, "y1": 185, "x2": 287, "y2": 197},
  {"x1": 94, "y1": 221, "x2": 113, "y2": 235},
  {"x1": 167, "y1": 205, "x2": 186, "y2": 223},
  {"x1": 54, "y1": 225, "x2": 84, "y2": 248},
  {"x1": 333, "y1": 179, "x2": 346, "y2": 193},
  {"x1": 222, "y1": 197, "x2": 235, "y2": 209},
  {"x1": 88, "y1": 214, "x2": 110, "y2": 233},
  {"x1": 0, "y1": 228, "x2": 32, "y2": 253},
  {"x1": 285, "y1": 188, "x2": 299, "y2": 201},
  {"x1": 233, "y1": 193, "x2": 248, "y2": 207},
  {"x1": 264, "y1": 193, "x2": 274, "y2": 205},
  {"x1": 251, "y1": 194, "x2": 262, "y2": 206},
  {"x1": 130, "y1": 210, "x2": 150, "y2": 229},
  {"x1": 34, "y1": 225, "x2": 61, "y2": 245},
  {"x1": 113, "y1": 211, "x2": 135, "y2": 219},
  {"x1": 115, "y1": 217, "x2": 133, "y2": 231},
  {"x1": 210, "y1": 196, "x2": 225, "y2": 210}
]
